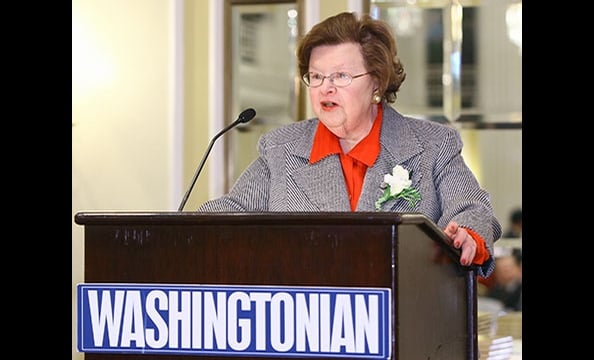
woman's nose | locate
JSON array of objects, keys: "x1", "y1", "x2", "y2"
[{"x1": 319, "y1": 81, "x2": 336, "y2": 93}]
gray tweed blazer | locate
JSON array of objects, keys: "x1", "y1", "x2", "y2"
[{"x1": 199, "y1": 104, "x2": 502, "y2": 276}]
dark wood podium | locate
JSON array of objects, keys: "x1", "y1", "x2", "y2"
[{"x1": 75, "y1": 212, "x2": 478, "y2": 360}]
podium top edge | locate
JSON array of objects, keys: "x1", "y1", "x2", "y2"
[
  {"x1": 74, "y1": 211, "x2": 431, "y2": 227},
  {"x1": 74, "y1": 211, "x2": 458, "y2": 263}
]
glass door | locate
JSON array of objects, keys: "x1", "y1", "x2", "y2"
[{"x1": 225, "y1": 0, "x2": 302, "y2": 190}]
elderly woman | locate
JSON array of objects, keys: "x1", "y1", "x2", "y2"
[{"x1": 198, "y1": 12, "x2": 501, "y2": 277}]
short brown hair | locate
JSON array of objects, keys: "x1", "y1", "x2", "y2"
[{"x1": 296, "y1": 12, "x2": 406, "y2": 103}]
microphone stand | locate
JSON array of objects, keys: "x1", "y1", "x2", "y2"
[{"x1": 177, "y1": 108, "x2": 256, "y2": 211}]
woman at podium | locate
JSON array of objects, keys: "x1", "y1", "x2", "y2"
[{"x1": 198, "y1": 12, "x2": 501, "y2": 278}]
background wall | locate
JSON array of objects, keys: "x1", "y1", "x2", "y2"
[{"x1": 72, "y1": 1, "x2": 208, "y2": 359}]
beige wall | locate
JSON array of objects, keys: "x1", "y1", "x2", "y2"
[
  {"x1": 72, "y1": 0, "x2": 208, "y2": 359},
  {"x1": 320, "y1": 0, "x2": 348, "y2": 18},
  {"x1": 181, "y1": 0, "x2": 212, "y2": 210}
]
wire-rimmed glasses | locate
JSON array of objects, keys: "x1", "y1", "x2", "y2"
[{"x1": 302, "y1": 71, "x2": 370, "y2": 88}]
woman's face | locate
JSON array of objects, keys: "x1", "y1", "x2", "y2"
[{"x1": 308, "y1": 42, "x2": 377, "y2": 140}]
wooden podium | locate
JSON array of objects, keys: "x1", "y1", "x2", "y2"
[{"x1": 74, "y1": 212, "x2": 478, "y2": 360}]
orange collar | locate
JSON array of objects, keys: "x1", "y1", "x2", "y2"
[{"x1": 309, "y1": 104, "x2": 382, "y2": 165}]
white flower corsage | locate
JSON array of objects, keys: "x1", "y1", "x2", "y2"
[{"x1": 375, "y1": 165, "x2": 421, "y2": 211}]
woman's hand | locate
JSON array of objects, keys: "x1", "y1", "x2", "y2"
[{"x1": 443, "y1": 221, "x2": 476, "y2": 266}]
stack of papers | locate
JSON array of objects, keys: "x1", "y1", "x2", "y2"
[
  {"x1": 496, "y1": 311, "x2": 522, "y2": 339},
  {"x1": 477, "y1": 310, "x2": 496, "y2": 336},
  {"x1": 478, "y1": 335, "x2": 514, "y2": 360}
]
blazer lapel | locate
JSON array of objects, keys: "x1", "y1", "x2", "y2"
[
  {"x1": 357, "y1": 156, "x2": 394, "y2": 211},
  {"x1": 288, "y1": 120, "x2": 351, "y2": 211},
  {"x1": 357, "y1": 106, "x2": 424, "y2": 211},
  {"x1": 292, "y1": 155, "x2": 352, "y2": 211}
]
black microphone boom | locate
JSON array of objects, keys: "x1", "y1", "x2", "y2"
[{"x1": 177, "y1": 108, "x2": 256, "y2": 211}]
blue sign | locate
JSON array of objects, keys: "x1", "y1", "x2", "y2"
[{"x1": 77, "y1": 283, "x2": 392, "y2": 358}]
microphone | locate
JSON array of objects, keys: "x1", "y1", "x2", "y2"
[{"x1": 177, "y1": 108, "x2": 257, "y2": 211}]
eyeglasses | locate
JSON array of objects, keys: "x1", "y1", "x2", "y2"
[{"x1": 302, "y1": 71, "x2": 370, "y2": 88}]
